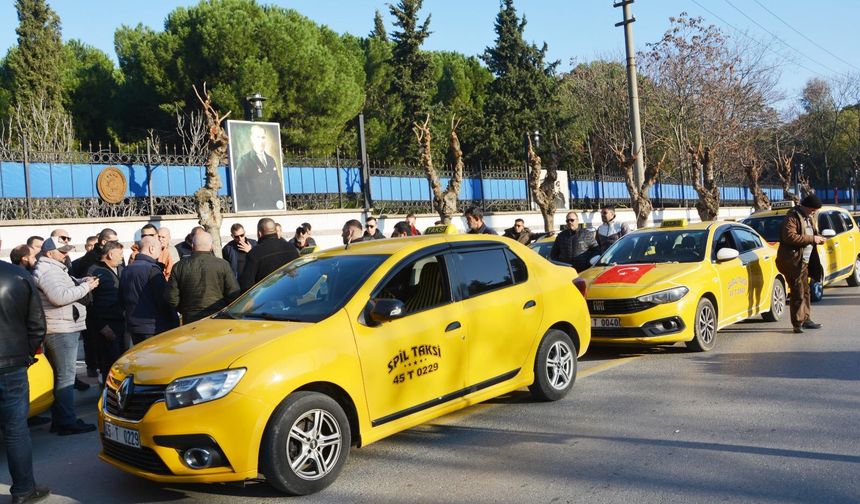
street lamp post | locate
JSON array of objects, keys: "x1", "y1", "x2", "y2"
[
  {"x1": 852, "y1": 168, "x2": 858, "y2": 211},
  {"x1": 246, "y1": 93, "x2": 266, "y2": 121}
]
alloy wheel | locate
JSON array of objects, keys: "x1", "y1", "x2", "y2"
[
  {"x1": 546, "y1": 340, "x2": 574, "y2": 390},
  {"x1": 286, "y1": 409, "x2": 343, "y2": 481}
]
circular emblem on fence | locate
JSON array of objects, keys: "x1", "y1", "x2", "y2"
[{"x1": 97, "y1": 166, "x2": 127, "y2": 204}]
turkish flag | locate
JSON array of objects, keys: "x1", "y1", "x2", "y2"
[{"x1": 593, "y1": 264, "x2": 656, "y2": 284}]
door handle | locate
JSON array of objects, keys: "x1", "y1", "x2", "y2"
[
  {"x1": 445, "y1": 321, "x2": 461, "y2": 332},
  {"x1": 523, "y1": 300, "x2": 536, "y2": 309}
]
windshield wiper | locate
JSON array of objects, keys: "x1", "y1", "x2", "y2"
[
  {"x1": 213, "y1": 312, "x2": 238, "y2": 320},
  {"x1": 244, "y1": 312, "x2": 305, "y2": 322}
]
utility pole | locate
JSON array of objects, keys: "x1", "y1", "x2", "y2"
[{"x1": 615, "y1": 0, "x2": 646, "y2": 189}]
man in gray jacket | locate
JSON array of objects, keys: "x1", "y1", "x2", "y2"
[{"x1": 32, "y1": 237, "x2": 99, "y2": 436}]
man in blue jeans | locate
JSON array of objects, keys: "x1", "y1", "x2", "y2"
[
  {"x1": 32, "y1": 237, "x2": 99, "y2": 436},
  {"x1": 0, "y1": 261, "x2": 51, "y2": 503}
]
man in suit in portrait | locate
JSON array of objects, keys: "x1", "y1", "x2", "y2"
[{"x1": 235, "y1": 124, "x2": 284, "y2": 212}]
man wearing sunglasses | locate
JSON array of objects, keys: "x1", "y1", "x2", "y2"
[
  {"x1": 363, "y1": 217, "x2": 385, "y2": 240},
  {"x1": 550, "y1": 211, "x2": 599, "y2": 272},
  {"x1": 222, "y1": 223, "x2": 257, "y2": 280}
]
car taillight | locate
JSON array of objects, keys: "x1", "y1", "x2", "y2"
[{"x1": 573, "y1": 277, "x2": 587, "y2": 297}]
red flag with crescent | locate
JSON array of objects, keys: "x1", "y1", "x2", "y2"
[{"x1": 593, "y1": 264, "x2": 656, "y2": 284}]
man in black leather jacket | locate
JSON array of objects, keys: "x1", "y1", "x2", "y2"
[
  {"x1": 239, "y1": 218, "x2": 299, "y2": 292},
  {"x1": 550, "y1": 211, "x2": 600, "y2": 272},
  {"x1": 0, "y1": 261, "x2": 51, "y2": 503}
]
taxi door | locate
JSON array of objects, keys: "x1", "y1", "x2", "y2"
[
  {"x1": 730, "y1": 227, "x2": 770, "y2": 317},
  {"x1": 830, "y1": 210, "x2": 857, "y2": 278},
  {"x1": 352, "y1": 254, "x2": 467, "y2": 425},
  {"x1": 711, "y1": 225, "x2": 748, "y2": 324},
  {"x1": 447, "y1": 246, "x2": 543, "y2": 388}
]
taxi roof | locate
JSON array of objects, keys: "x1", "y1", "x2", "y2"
[
  {"x1": 313, "y1": 233, "x2": 514, "y2": 257},
  {"x1": 641, "y1": 220, "x2": 720, "y2": 231},
  {"x1": 747, "y1": 204, "x2": 845, "y2": 218}
]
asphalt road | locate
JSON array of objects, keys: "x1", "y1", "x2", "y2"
[{"x1": 2, "y1": 285, "x2": 859, "y2": 503}]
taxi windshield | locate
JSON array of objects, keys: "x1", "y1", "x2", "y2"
[
  {"x1": 598, "y1": 230, "x2": 708, "y2": 265},
  {"x1": 742, "y1": 216, "x2": 783, "y2": 243},
  {"x1": 220, "y1": 254, "x2": 388, "y2": 323}
]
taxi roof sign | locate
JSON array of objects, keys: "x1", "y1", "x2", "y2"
[
  {"x1": 424, "y1": 223, "x2": 458, "y2": 235},
  {"x1": 770, "y1": 201, "x2": 794, "y2": 209},
  {"x1": 299, "y1": 246, "x2": 318, "y2": 256},
  {"x1": 660, "y1": 218, "x2": 688, "y2": 228}
]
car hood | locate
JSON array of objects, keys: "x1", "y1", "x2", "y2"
[
  {"x1": 112, "y1": 318, "x2": 311, "y2": 384},
  {"x1": 581, "y1": 262, "x2": 703, "y2": 299}
]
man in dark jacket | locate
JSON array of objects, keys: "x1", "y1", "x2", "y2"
[
  {"x1": 0, "y1": 261, "x2": 51, "y2": 503},
  {"x1": 175, "y1": 226, "x2": 204, "y2": 260},
  {"x1": 166, "y1": 232, "x2": 240, "y2": 323},
  {"x1": 72, "y1": 228, "x2": 117, "y2": 278},
  {"x1": 342, "y1": 219, "x2": 371, "y2": 245},
  {"x1": 120, "y1": 236, "x2": 179, "y2": 345},
  {"x1": 775, "y1": 194, "x2": 826, "y2": 333},
  {"x1": 503, "y1": 219, "x2": 535, "y2": 244},
  {"x1": 86, "y1": 241, "x2": 126, "y2": 383},
  {"x1": 221, "y1": 223, "x2": 257, "y2": 280},
  {"x1": 464, "y1": 206, "x2": 498, "y2": 235},
  {"x1": 551, "y1": 211, "x2": 600, "y2": 272},
  {"x1": 363, "y1": 217, "x2": 385, "y2": 240},
  {"x1": 240, "y1": 218, "x2": 299, "y2": 291}
]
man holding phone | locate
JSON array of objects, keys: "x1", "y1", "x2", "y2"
[{"x1": 222, "y1": 223, "x2": 257, "y2": 280}]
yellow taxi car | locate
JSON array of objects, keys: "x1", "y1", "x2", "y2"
[
  {"x1": 98, "y1": 234, "x2": 590, "y2": 495},
  {"x1": 529, "y1": 232, "x2": 556, "y2": 259},
  {"x1": 742, "y1": 203, "x2": 860, "y2": 300},
  {"x1": 29, "y1": 352, "x2": 54, "y2": 417},
  {"x1": 578, "y1": 219, "x2": 786, "y2": 352}
]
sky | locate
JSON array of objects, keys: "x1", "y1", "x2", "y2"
[{"x1": 1, "y1": 0, "x2": 859, "y2": 106}]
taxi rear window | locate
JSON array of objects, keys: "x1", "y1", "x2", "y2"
[{"x1": 742, "y1": 216, "x2": 783, "y2": 243}]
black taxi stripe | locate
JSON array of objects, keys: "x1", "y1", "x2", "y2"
[{"x1": 371, "y1": 368, "x2": 520, "y2": 427}]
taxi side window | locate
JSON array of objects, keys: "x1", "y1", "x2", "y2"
[
  {"x1": 712, "y1": 227, "x2": 737, "y2": 260},
  {"x1": 452, "y1": 249, "x2": 514, "y2": 299},
  {"x1": 818, "y1": 212, "x2": 834, "y2": 233},
  {"x1": 828, "y1": 211, "x2": 846, "y2": 234},
  {"x1": 839, "y1": 211, "x2": 855, "y2": 231},
  {"x1": 376, "y1": 255, "x2": 451, "y2": 315},
  {"x1": 730, "y1": 228, "x2": 762, "y2": 253},
  {"x1": 505, "y1": 249, "x2": 528, "y2": 284}
]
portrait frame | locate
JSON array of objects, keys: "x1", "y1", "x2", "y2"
[{"x1": 227, "y1": 120, "x2": 286, "y2": 213}]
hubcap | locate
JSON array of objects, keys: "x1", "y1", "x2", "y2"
[
  {"x1": 545, "y1": 340, "x2": 574, "y2": 390},
  {"x1": 854, "y1": 260, "x2": 860, "y2": 282},
  {"x1": 286, "y1": 409, "x2": 342, "y2": 481},
  {"x1": 772, "y1": 282, "x2": 785, "y2": 318},
  {"x1": 697, "y1": 304, "x2": 715, "y2": 345}
]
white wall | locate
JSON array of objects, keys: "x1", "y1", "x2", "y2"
[{"x1": 0, "y1": 205, "x2": 759, "y2": 261}]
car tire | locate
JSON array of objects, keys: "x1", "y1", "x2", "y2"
[
  {"x1": 762, "y1": 278, "x2": 786, "y2": 322},
  {"x1": 810, "y1": 280, "x2": 824, "y2": 303},
  {"x1": 686, "y1": 298, "x2": 717, "y2": 352},
  {"x1": 260, "y1": 391, "x2": 351, "y2": 496},
  {"x1": 847, "y1": 257, "x2": 860, "y2": 287},
  {"x1": 528, "y1": 329, "x2": 577, "y2": 402}
]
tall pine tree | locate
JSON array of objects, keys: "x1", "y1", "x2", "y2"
[
  {"x1": 481, "y1": 0, "x2": 559, "y2": 164},
  {"x1": 7, "y1": 0, "x2": 66, "y2": 109},
  {"x1": 389, "y1": 0, "x2": 433, "y2": 161}
]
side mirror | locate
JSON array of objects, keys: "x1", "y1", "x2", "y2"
[
  {"x1": 821, "y1": 228, "x2": 836, "y2": 238},
  {"x1": 369, "y1": 299, "x2": 406, "y2": 323},
  {"x1": 589, "y1": 255, "x2": 601, "y2": 266},
  {"x1": 716, "y1": 248, "x2": 740, "y2": 262}
]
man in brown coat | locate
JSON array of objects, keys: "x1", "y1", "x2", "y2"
[{"x1": 775, "y1": 194, "x2": 826, "y2": 333}]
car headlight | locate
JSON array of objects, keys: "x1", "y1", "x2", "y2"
[
  {"x1": 637, "y1": 286, "x2": 689, "y2": 305},
  {"x1": 165, "y1": 369, "x2": 246, "y2": 410}
]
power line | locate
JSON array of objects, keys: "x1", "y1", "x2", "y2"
[
  {"x1": 750, "y1": 0, "x2": 860, "y2": 73},
  {"x1": 721, "y1": 0, "x2": 840, "y2": 75},
  {"x1": 689, "y1": 0, "x2": 827, "y2": 79}
]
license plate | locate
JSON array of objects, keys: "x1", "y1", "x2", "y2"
[
  {"x1": 591, "y1": 317, "x2": 621, "y2": 328},
  {"x1": 103, "y1": 420, "x2": 140, "y2": 449}
]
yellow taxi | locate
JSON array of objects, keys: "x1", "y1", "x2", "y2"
[
  {"x1": 29, "y1": 352, "x2": 54, "y2": 417},
  {"x1": 98, "y1": 234, "x2": 590, "y2": 495},
  {"x1": 742, "y1": 203, "x2": 860, "y2": 300},
  {"x1": 578, "y1": 219, "x2": 786, "y2": 352},
  {"x1": 529, "y1": 232, "x2": 556, "y2": 259}
]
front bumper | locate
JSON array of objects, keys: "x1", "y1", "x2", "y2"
[
  {"x1": 98, "y1": 389, "x2": 269, "y2": 483},
  {"x1": 589, "y1": 300, "x2": 693, "y2": 345}
]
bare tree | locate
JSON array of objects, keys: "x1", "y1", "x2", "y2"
[
  {"x1": 176, "y1": 108, "x2": 208, "y2": 160},
  {"x1": 413, "y1": 114, "x2": 463, "y2": 224},
  {"x1": 1, "y1": 98, "x2": 75, "y2": 161},
  {"x1": 526, "y1": 136, "x2": 557, "y2": 232},
  {"x1": 192, "y1": 83, "x2": 231, "y2": 257},
  {"x1": 742, "y1": 148, "x2": 771, "y2": 211}
]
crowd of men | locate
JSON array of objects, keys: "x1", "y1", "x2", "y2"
[{"x1": 0, "y1": 203, "x2": 627, "y2": 502}]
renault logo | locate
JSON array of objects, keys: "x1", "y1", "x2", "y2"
[{"x1": 117, "y1": 376, "x2": 134, "y2": 411}]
